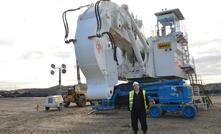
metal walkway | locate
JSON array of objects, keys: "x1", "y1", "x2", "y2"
[{"x1": 182, "y1": 65, "x2": 213, "y2": 109}]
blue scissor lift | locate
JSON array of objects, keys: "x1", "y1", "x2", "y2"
[{"x1": 93, "y1": 80, "x2": 197, "y2": 119}]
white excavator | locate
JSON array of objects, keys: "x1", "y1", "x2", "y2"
[
  {"x1": 62, "y1": 0, "x2": 194, "y2": 100},
  {"x1": 62, "y1": 0, "x2": 214, "y2": 118}
]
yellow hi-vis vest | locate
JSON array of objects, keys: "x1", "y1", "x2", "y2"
[{"x1": 129, "y1": 90, "x2": 147, "y2": 111}]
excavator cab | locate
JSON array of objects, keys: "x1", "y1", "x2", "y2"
[{"x1": 67, "y1": 86, "x2": 76, "y2": 95}]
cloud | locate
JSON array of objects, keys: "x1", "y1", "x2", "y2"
[
  {"x1": 0, "y1": 39, "x2": 14, "y2": 46},
  {"x1": 196, "y1": 54, "x2": 221, "y2": 64},
  {"x1": 52, "y1": 51, "x2": 72, "y2": 59},
  {"x1": 190, "y1": 38, "x2": 221, "y2": 58},
  {"x1": 192, "y1": 38, "x2": 221, "y2": 47},
  {"x1": 20, "y1": 51, "x2": 44, "y2": 60},
  {"x1": 195, "y1": 54, "x2": 221, "y2": 76}
]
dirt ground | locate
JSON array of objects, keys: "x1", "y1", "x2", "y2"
[{"x1": 0, "y1": 97, "x2": 221, "y2": 134}]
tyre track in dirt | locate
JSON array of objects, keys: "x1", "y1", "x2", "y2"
[
  {"x1": 1, "y1": 97, "x2": 221, "y2": 134},
  {"x1": 0, "y1": 99, "x2": 93, "y2": 134}
]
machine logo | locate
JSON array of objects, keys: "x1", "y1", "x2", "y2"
[
  {"x1": 158, "y1": 42, "x2": 171, "y2": 49},
  {"x1": 96, "y1": 40, "x2": 103, "y2": 53}
]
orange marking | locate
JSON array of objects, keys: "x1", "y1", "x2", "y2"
[{"x1": 96, "y1": 40, "x2": 103, "y2": 53}]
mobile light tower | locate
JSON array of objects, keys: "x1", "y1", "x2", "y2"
[{"x1": 50, "y1": 64, "x2": 66, "y2": 95}]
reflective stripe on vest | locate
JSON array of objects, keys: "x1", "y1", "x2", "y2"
[{"x1": 129, "y1": 90, "x2": 147, "y2": 111}]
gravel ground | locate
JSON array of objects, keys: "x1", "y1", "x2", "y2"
[{"x1": 0, "y1": 97, "x2": 221, "y2": 134}]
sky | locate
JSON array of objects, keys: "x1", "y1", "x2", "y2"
[{"x1": 0, "y1": 0, "x2": 221, "y2": 90}]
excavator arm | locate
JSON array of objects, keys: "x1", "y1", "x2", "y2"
[{"x1": 63, "y1": 0, "x2": 154, "y2": 99}]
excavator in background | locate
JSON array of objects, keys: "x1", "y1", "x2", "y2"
[
  {"x1": 63, "y1": 83, "x2": 87, "y2": 107},
  {"x1": 62, "y1": 0, "x2": 212, "y2": 118},
  {"x1": 63, "y1": 61, "x2": 92, "y2": 107}
]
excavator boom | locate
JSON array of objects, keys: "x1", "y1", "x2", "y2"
[{"x1": 71, "y1": 1, "x2": 152, "y2": 99}]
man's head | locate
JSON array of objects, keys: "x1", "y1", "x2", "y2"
[{"x1": 133, "y1": 81, "x2": 140, "y2": 91}]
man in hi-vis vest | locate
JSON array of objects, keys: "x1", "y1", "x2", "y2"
[{"x1": 129, "y1": 81, "x2": 149, "y2": 134}]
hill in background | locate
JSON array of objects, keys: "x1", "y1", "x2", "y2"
[
  {"x1": 205, "y1": 83, "x2": 221, "y2": 95},
  {"x1": 0, "y1": 85, "x2": 72, "y2": 97},
  {"x1": 1, "y1": 82, "x2": 221, "y2": 98}
]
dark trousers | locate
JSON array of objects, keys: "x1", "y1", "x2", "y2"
[{"x1": 131, "y1": 111, "x2": 147, "y2": 132}]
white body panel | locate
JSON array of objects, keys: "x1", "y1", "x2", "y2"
[
  {"x1": 71, "y1": 1, "x2": 191, "y2": 100},
  {"x1": 148, "y1": 34, "x2": 187, "y2": 79},
  {"x1": 45, "y1": 95, "x2": 64, "y2": 108},
  {"x1": 148, "y1": 8, "x2": 192, "y2": 79},
  {"x1": 75, "y1": 5, "x2": 118, "y2": 99},
  {"x1": 74, "y1": 2, "x2": 152, "y2": 99}
]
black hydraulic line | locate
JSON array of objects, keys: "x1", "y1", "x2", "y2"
[
  {"x1": 63, "y1": 1, "x2": 117, "y2": 64},
  {"x1": 102, "y1": 32, "x2": 119, "y2": 65},
  {"x1": 62, "y1": 4, "x2": 90, "y2": 44},
  {"x1": 95, "y1": 0, "x2": 110, "y2": 36},
  {"x1": 113, "y1": 46, "x2": 118, "y2": 65},
  {"x1": 94, "y1": 1, "x2": 118, "y2": 64},
  {"x1": 95, "y1": 1, "x2": 102, "y2": 36},
  {"x1": 95, "y1": 2, "x2": 99, "y2": 32}
]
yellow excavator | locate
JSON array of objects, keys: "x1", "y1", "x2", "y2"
[
  {"x1": 63, "y1": 60, "x2": 94, "y2": 107},
  {"x1": 63, "y1": 83, "x2": 87, "y2": 107}
]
